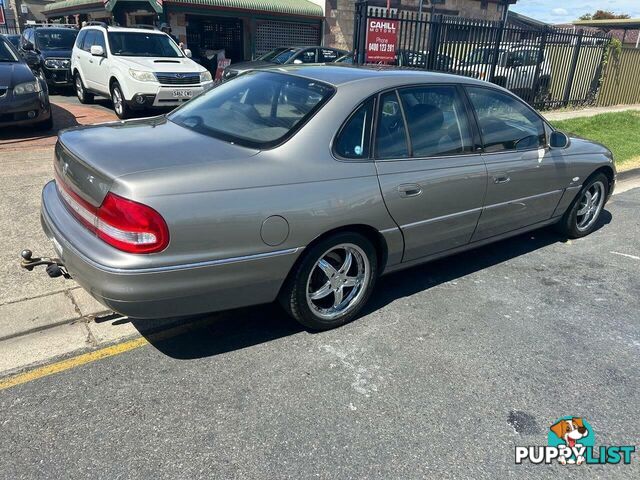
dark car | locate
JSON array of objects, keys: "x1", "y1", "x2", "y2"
[
  {"x1": 0, "y1": 35, "x2": 52, "y2": 129},
  {"x1": 222, "y1": 46, "x2": 348, "y2": 80},
  {"x1": 19, "y1": 26, "x2": 77, "y2": 90}
]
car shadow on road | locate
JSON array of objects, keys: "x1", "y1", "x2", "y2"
[
  {"x1": 0, "y1": 103, "x2": 77, "y2": 145},
  {"x1": 132, "y1": 211, "x2": 612, "y2": 360}
]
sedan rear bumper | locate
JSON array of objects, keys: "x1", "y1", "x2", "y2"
[{"x1": 40, "y1": 181, "x2": 301, "y2": 319}]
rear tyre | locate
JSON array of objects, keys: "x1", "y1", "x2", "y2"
[
  {"x1": 110, "y1": 81, "x2": 131, "y2": 119},
  {"x1": 279, "y1": 232, "x2": 377, "y2": 331},
  {"x1": 75, "y1": 72, "x2": 93, "y2": 104},
  {"x1": 556, "y1": 173, "x2": 609, "y2": 239}
]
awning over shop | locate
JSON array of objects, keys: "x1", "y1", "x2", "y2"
[
  {"x1": 45, "y1": 0, "x2": 323, "y2": 18},
  {"x1": 164, "y1": 0, "x2": 323, "y2": 17},
  {"x1": 44, "y1": 0, "x2": 104, "y2": 15}
]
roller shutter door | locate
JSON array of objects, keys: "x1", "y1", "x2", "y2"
[{"x1": 255, "y1": 20, "x2": 321, "y2": 57}]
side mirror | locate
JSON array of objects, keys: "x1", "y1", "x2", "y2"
[
  {"x1": 183, "y1": 48, "x2": 192, "y2": 58},
  {"x1": 22, "y1": 42, "x2": 34, "y2": 52},
  {"x1": 293, "y1": 59, "x2": 303, "y2": 65},
  {"x1": 90, "y1": 45, "x2": 104, "y2": 57},
  {"x1": 550, "y1": 131, "x2": 570, "y2": 149}
]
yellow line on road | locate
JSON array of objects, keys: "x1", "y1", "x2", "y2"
[{"x1": 0, "y1": 336, "x2": 149, "y2": 391}]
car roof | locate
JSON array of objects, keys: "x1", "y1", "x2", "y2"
[
  {"x1": 81, "y1": 26, "x2": 166, "y2": 35},
  {"x1": 260, "y1": 64, "x2": 489, "y2": 88}
]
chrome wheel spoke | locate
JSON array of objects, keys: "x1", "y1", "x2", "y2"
[
  {"x1": 333, "y1": 286, "x2": 344, "y2": 307},
  {"x1": 339, "y1": 251, "x2": 353, "y2": 275},
  {"x1": 318, "y1": 259, "x2": 338, "y2": 279},
  {"x1": 577, "y1": 203, "x2": 589, "y2": 216},
  {"x1": 310, "y1": 281, "x2": 333, "y2": 300},
  {"x1": 342, "y1": 275, "x2": 361, "y2": 288}
]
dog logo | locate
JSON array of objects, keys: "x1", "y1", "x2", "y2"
[
  {"x1": 516, "y1": 416, "x2": 635, "y2": 465},
  {"x1": 549, "y1": 417, "x2": 590, "y2": 465}
]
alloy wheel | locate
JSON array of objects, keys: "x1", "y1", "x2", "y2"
[
  {"x1": 305, "y1": 243, "x2": 370, "y2": 321},
  {"x1": 112, "y1": 87, "x2": 123, "y2": 116},
  {"x1": 75, "y1": 75, "x2": 83, "y2": 101},
  {"x1": 576, "y1": 180, "x2": 605, "y2": 232}
]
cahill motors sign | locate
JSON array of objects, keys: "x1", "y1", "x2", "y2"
[{"x1": 366, "y1": 19, "x2": 398, "y2": 63}]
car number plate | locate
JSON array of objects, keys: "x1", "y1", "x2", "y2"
[{"x1": 172, "y1": 90, "x2": 193, "y2": 98}]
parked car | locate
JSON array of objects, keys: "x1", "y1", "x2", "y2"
[
  {"x1": 0, "y1": 35, "x2": 52, "y2": 130},
  {"x1": 458, "y1": 46, "x2": 551, "y2": 102},
  {"x1": 71, "y1": 23, "x2": 213, "y2": 119},
  {"x1": 30, "y1": 66, "x2": 614, "y2": 330},
  {"x1": 19, "y1": 26, "x2": 78, "y2": 91},
  {"x1": 396, "y1": 49, "x2": 457, "y2": 71},
  {"x1": 222, "y1": 46, "x2": 348, "y2": 80}
]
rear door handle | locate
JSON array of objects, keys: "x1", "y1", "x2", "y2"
[
  {"x1": 398, "y1": 183, "x2": 422, "y2": 197},
  {"x1": 493, "y1": 175, "x2": 510, "y2": 184}
]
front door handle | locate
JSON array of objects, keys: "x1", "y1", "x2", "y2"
[
  {"x1": 493, "y1": 175, "x2": 511, "y2": 184},
  {"x1": 398, "y1": 183, "x2": 422, "y2": 197}
]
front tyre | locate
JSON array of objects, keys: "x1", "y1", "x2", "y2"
[
  {"x1": 279, "y1": 232, "x2": 377, "y2": 330},
  {"x1": 557, "y1": 173, "x2": 609, "y2": 239},
  {"x1": 75, "y1": 72, "x2": 93, "y2": 104},
  {"x1": 110, "y1": 81, "x2": 131, "y2": 119}
]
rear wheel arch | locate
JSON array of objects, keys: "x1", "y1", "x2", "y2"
[{"x1": 281, "y1": 224, "x2": 389, "y2": 293}]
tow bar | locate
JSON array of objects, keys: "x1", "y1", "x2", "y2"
[{"x1": 20, "y1": 249, "x2": 71, "y2": 279}]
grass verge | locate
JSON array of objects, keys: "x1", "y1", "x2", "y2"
[{"x1": 551, "y1": 110, "x2": 640, "y2": 171}]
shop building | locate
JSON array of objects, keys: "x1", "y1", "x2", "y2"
[{"x1": 43, "y1": 0, "x2": 324, "y2": 62}]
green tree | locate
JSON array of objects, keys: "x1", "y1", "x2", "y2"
[{"x1": 578, "y1": 10, "x2": 631, "y2": 21}]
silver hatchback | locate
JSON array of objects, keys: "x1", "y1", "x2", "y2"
[{"x1": 32, "y1": 65, "x2": 615, "y2": 330}]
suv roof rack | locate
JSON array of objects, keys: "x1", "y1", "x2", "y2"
[
  {"x1": 84, "y1": 21, "x2": 109, "y2": 29},
  {"x1": 24, "y1": 23, "x2": 77, "y2": 29},
  {"x1": 129, "y1": 24, "x2": 159, "y2": 30}
]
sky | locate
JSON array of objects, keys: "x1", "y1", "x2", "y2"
[{"x1": 511, "y1": 0, "x2": 640, "y2": 24}]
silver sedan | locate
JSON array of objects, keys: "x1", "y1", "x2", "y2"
[{"x1": 33, "y1": 65, "x2": 615, "y2": 330}]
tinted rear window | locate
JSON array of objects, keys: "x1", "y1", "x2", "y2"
[{"x1": 169, "y1": 71, "x2": 335, "y2": 148}]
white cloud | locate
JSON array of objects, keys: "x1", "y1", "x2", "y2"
[{"x1": 512, "y1": 0, "x2": 640, "y2": 24}]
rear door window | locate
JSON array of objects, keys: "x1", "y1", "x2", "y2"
[
  {"x1": 334, "y1": 99, "x2": 374, "y2": 159},
  {"x1": 398, "y1": 85, "x2": 473, "y2": 158},
  {"x1": 318, "y1": 48, "x2": 339, "y2": 62},
  {"x1": 375, "y1": 91, "x2": 409, "y2": 159}
]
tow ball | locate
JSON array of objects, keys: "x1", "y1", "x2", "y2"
[{"x1": 20, "y1": 249, "x2": 71, "y2": 279}]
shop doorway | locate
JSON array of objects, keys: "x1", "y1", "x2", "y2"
[{"x1": 186, "y1": 16, "x2": 244, "y2": 64}]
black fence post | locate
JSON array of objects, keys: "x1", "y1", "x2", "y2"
[
  {"x1": 530, "y1": 25, "x2": 549, "y2": 108},
  {"x1": 563, "y1": 29, "x2": 584, "y2": 107},
  {"x1": 488, "y1": 18, "x2": 506, "y2": 83},
  {"x1": 353, "y1": 0, "x2": 369, "y2": 65},
  {"x1": 426, "y1": 14, "x2": 442, "y2": 70}
]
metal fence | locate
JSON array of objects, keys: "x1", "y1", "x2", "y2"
[
  {"x1": 353, "y1": 2, "x2": 611, "y2": 110},
  {"x1": 0, "y1": 18, "x2": 19, "y2": 36},
  {"x1": 597, "y1": 47, "x2": 640, "y2": 107}
]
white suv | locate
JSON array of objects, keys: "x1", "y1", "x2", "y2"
[{"x1": 71, "y1": 24, "x2": 213, "y2": 119}]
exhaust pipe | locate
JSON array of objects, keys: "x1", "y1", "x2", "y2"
[{"x1": 20, "y1": 249, "x2": 71, "y2": 279}]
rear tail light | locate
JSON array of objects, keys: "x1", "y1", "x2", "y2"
[{"x1": 55, "y1": 175, "x2": 169, "y2": 254}]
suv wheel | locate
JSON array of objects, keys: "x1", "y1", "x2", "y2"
[
  {"x1": 279, "y1": 232, "x2": 378, "y2": 330},
  {"x1": 110, "y1": 82, "x2": 131, "y2": 119},
  {"x1": 75, "y1": 73, "x2": 93, "y2": 104}
]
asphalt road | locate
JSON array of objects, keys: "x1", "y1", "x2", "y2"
[{"x1": 1, "y1": 187, "x2": 639, "y2": 479}]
